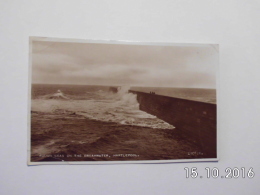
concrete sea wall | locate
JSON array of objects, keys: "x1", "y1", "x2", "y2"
[{"x1": 109, "y1": 87, "x2": 217, "y2": 157}]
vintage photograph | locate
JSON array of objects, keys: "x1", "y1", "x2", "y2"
[{"x1": 29, "y1": 37, "x2": 218, "y2": 164}]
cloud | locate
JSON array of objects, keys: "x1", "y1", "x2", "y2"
[{"x1": 32, "y1": 40, "x2": 218, "y2": 88}]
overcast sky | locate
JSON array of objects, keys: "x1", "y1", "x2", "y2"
[{"x1": 32, "y1": 40, "x2": 218, "y2": 88}]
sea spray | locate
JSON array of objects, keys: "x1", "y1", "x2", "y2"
[{"x1": 31, "y1": 87, "x2": 175, "y2": 129}]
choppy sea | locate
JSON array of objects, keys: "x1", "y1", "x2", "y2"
[
  {"x1": 30, "y1": 84, "x2": 215, "y2": 161},
  {"x1": 31, "y1": 84, "x2": 216, "y2": 129}
]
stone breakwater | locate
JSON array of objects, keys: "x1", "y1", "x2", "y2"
[
  {"x1": 127, "y1": 89, "x2": 217, "y2": 158},
  {"x1": 109, "y1": 87, "x2": 217, "y2": 157}
]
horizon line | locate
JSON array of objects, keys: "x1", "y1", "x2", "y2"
[{"x1": 31, "y1": 83, "x2": 216, "y2": 90}]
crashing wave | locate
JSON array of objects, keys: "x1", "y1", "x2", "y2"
[
  {"x1": 48, "y1": 90, "x2": 70, "y2": 100},
  {"x1": 31, "y1": 86, "x2": 175, "y2": 129}
]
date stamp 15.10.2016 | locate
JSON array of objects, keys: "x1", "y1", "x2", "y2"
[{"x1": 184, "y1": 167, "x2": 255, "y2": 179}]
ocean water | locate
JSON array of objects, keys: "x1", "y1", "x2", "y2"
[
  {"x1": 30, "y1": 84, "x2": 215, "y2": 161},
  {"x1": 31, "y1": 84, "x2": 177, "y2": 129},
  {"x1": 131, "y1": 86, "x2": 216, "y2": 104},
  {"x1": 31, "y1": 84, "x2": 216, "y2": 129}
]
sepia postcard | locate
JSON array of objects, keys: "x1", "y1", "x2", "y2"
[{"x1": 28, "y1": 37, "x2": 218, "y2": 165}]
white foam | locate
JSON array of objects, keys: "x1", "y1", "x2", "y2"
[{"x1": 32, "y1": 88, "x2": 175, "y2": 129}]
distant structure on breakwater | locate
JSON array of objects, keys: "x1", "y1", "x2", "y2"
[{"x1": 109, "y1": 87, "x2": 217, "y2": 158}]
